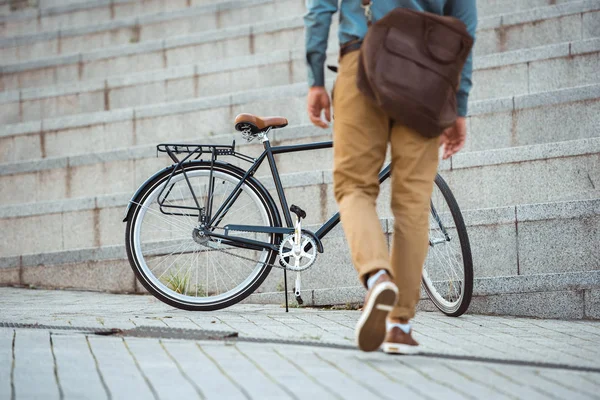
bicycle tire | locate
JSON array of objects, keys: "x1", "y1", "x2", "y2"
[
  {"x1": 422, "y1": 173, "x2": 473, "y2": 317},
  {"x1": 125, "y1": 161, "x2": 281, "y2": 311}
]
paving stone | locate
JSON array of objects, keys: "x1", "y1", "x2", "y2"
[
  {"x1": 160, "y1": 339, "x2": 247, "y2": 399},
  {"x1": 87, "y1": 336, "x2": 155, "y2": 399},
  {"x1": 0, "y1": 329, "x2": 13, "y2": 400},
  {"x1": 123, "y1": 337, "x2": 201, "y2": 399},
  {"x1": 51, "y1": 334, "x2": 108, "y2": 400},
  {"x1": 200, "y1": 342, "x2": 292, "y2": 399},
  {"x1": 491, "y1": 364, "x2": 594, "y2": 400},
  {"x1": 12, "y1": 330, "x2": 60, "y2": 400},
  {"x1": 233, "y1": 343, "x2": 339, "y2": 399}
]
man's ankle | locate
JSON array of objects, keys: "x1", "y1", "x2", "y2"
[
  {"x1": 366, "y1": 269, "x2": 388, "y2": 289},
  {"x1": 387, "y1": 319, "x2": 412, "y2": 334}
]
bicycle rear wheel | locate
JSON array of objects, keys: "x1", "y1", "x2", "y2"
[
  {"x1": 422, "y1": 173, "x2": 473, "y2": 317},
  {"x1": 125, "y1": 162, "x2": 280, "y2": 311}
]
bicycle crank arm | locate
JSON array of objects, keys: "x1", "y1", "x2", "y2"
[
  {"x1": 429, "y1": 237, "x2": 451, "y2": 246},
  {"x1": 224, "y1": 224, "x2": 324, "y2": 253}
]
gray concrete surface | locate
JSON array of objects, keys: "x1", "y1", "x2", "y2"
[{"x1": 0, "y1": 287, "x2": 599, "y2": 399}]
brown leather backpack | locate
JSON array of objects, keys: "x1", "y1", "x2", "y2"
[{"x1": 356, "y1": 1, "x2": 474, "y2": 138}]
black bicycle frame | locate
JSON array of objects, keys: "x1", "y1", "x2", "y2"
[
  {"x1": 203, "y1": 139, "x2": 391, "y2": 247},
  {"x1": 152, "y1": 136, "x2": 395, "y2": 253}
]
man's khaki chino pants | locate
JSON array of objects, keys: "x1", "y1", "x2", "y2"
[{"x1": 332, "y1": 50, "x2": 440, "y2": 320}]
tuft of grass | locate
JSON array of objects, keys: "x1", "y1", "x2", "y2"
[
  {"x1": 308, "y1": 302, "x2": 362, "y2": 311},
  {"x1": 279, "y1": 301, "x2": 302, "y2": 309},
  {"x1": 162, "y1": 270, "x2": 208, "y2": 297},
  {"x1": 164, "y1": 271, "x2": 190, "y2": 294}
]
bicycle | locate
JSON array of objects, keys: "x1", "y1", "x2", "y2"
[{"x1": 123, "y1": 113, "x2": 473, "y2": 317}]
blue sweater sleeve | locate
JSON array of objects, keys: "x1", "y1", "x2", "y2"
[
  {"x1": 445, "y1": 0, "x2": 477, "y2": 117},
  {"x1": 304, "y1": 0, "x2": 338, "y2": 87}
]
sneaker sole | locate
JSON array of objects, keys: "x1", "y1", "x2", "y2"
[
  {"x1": 382, "y1": 342, "x2": 420, "y2": 355},
  {"x1": 355, "y1": 282, "x2": 398, "y2": 352}
]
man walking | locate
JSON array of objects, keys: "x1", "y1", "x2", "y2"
[{"x1": 304, "y1": 0, "x2": 477, "y2": 353}]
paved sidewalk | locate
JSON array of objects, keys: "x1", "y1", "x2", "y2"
[{"x1": 1, "y1": 287, "x2": 599, "y2": 399}]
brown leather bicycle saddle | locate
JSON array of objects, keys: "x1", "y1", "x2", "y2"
[{"x1": 234, "y1": 113, "x2": 288, "y2": 134}]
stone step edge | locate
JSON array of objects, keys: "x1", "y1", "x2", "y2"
[
  {"x1": 2, "y1": 114, "x2": 600, "y2": 179},
  {"x1": 0, "y1": 0, "x2": 591, "y2": 49},
  {"x1": 2, "y1": 77, "x2": 598, "y2": 139},
  {"x1": 2, "y1": 0, "x2": 597, "y2": 74},
  {"x1": 1, "y1": 148, "x2": 598, "y2": 215},
  {"x1": 1, "y1": 139, "x2": 599, "y2": 219},
  {"x1": 1, "y1": 37, "x2": 598, "y2": 106},
  {"x1": 0, "y1": 123, "x2": 326, "y2": 176},
  {"x1": 1, "y1": 199, "x2": 599, "y2": 269},
  {"x1": 0, "y1": 0, "x2": 127, "y2": 23},
  {"x1": 0, "y1": 0, "x2": 271, "y2": 47},
  {"x1": 244, "y1": 270, "x2": 600, "y2": 304}
]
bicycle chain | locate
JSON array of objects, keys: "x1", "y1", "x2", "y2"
[
  {"x1": 198, "y1": 226, "x2": 317, "y2": 271},
  {"x1": 198, "y1": 226, "x2": 288, "y2": 270},
  {"x1": 200, "y1": 241, "x2": 288, "y2": 270}
]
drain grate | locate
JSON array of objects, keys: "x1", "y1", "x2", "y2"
[
  {"x1": 0, "y1": 321, "x2": 120, "y2": 334},
  {"x1": 118, "y1": 326, "x2": 239, "y2": 341},
  {"x1": 117, "y1": 326, "x2": 355, "y2": 350}
]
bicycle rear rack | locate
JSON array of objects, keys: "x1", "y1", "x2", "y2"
[
  {"x1": 154, "y1": 142, "x2": 254, "y2": 220},
  {"x1": 157, "y1": 141, "x2": 254, "y2": 164}
]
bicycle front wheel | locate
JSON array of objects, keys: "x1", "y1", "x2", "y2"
[
  {"x1": 422, "y1": 173, "x2": 473, "y2": 317},
  {"x1": 125, "y1": 162, "x2": 280, "y2": 311}
]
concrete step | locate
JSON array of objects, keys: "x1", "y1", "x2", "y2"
[
  {"x1": 0, "y1": 136, "x2": 598, "y2": 254},
  {"x1": 1, "y1": 37, "x2": 599, "y2": 124},
  {"x1": 1, "y1": 198, "x2": 598, "y2": 319},
  {"x1": 0, "y1": 0, "x2": 586, "y2": 49},
  {"x1": 0, "y1": 0, "x2": 303, "y2": 64},
  {"x1": 0, "y1": 78, "x2": 598, "y2": 165},
  {"x1": 1, "y1": 0, "x2": 580, "y2": 36},
  {"x1": 0, "y1": 0, "x2": 199, "y2": 36},
  {"x1": 0, "y1": 0, "x2": 588, "y2": 64},
  {"x1": 1, "y1": 102, "x2": 599, "y2": 207},
  {"x1": 2, "y1": 0, "x2": 598, "y2": 90},
  {"x1": 478, "y1": 0, "x2": 581, "y2": 16},
  {"x1": 249, "y1": 271, "x2": 600, "y2": 320}
]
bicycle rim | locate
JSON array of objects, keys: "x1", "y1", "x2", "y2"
[
  {"x1": 422, "y1": 174, "x2": 473, "y2": 316},
  {"x1": 128, "y1": 167, "x2": 275, "y2": 308}
]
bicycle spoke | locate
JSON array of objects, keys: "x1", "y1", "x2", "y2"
[
  {"x1": 131, "y1": 201, "x2": 195, "y2": 230},
  {"x1": 155, "y1": 242, "x2": 194, "y2": 280}
]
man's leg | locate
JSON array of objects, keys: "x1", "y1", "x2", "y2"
[
  {"x1": 384, "y1": 123, "x2": 439, "y2": 354},
  {"x1": 333, "y1": 51, "x2": 389, "y2": 281},
  {"x1": 332, "y1": 50, "x2": 395, "y2": 352}
]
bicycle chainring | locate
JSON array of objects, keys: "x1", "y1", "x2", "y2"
[{"x1": 278, "y1": 233, "x2": 318, "y2": 272}]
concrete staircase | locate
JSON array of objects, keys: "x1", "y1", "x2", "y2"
[{"x1": 0, "y1": 0, "x2": 598, "y2": 319}]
